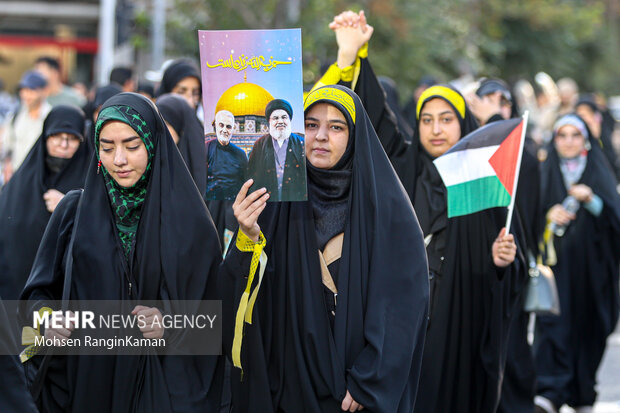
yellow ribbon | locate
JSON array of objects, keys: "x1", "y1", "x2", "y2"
[
  {"x1": 540, "y1": 221, "x2": 557, "y2": 267},
  {"x1": 20, "y1": 307, "x2": 53, "y2": 363},
  {"x1": 231, "y1": 230, "x2": 267, "y2": 372}
]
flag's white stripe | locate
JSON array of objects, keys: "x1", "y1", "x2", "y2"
[{"x1": 433, "y1": 145, "x2": 499, "y2": 187}]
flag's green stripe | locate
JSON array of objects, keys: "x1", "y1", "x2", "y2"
[{"x1": 446, "y1": 175, "x2": 511, "y2": 218}]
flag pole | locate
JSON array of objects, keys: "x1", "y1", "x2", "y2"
[{"x1": 504, "y1": 110, "x2": 529, "y2": 234}]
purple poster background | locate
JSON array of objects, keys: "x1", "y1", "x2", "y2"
[{"x1": 198, "y1": 29, "x2": 304, "y2": 137}]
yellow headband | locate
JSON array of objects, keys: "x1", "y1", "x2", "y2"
[
  {"x1": 416, "y1": 86, "x2": 466, "y2": 120},
  {"x1": 304, "y1": 87, "x2": 356, "y2": 124}
]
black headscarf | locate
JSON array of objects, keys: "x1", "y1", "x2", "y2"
[
  {"x1": 0, "y1": 105, "x2": 88, "y2": 300},
  {"x1": 157, "y1": 59, "x2": 201, "y2": 97},
  {"x1": 21, "y1": 93, "x2": 222, "y2": 412},
  {"x1": 156, "y1": 93, "x2": 207, "y2": 195},
  {"x1": 305, "y1": 97, "x2": 354, "y2": 249},
  {"x1": 94, "y1": 84, "x2": 123, "y2": 109},
  {"x1": 221, "y1": 85, "x2": 428, "y2": 413}
]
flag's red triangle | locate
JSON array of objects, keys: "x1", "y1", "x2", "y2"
[{"x1": 488, "y1": 121, "x2": 523, "y2": 196}]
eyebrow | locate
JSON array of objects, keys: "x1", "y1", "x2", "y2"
[
  {"x1": 304, "y1": 117, "x2": 347, "y2": 125},
  {"x1": 421, "y1": 111, "x2": 454, "y2": 117},
  {"x1": 100, "y1": 136, "x2": 140, "y2": 144}
]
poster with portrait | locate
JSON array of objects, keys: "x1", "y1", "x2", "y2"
[{"x1": 199, "y1": 29, "x2": 306, "y2": 202}]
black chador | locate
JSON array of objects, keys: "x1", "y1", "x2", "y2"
[
  {"x1": 534, "y1": 114, "x2": 620, "y2": 410},
  {"x1": 220, "y1": 85, "x2": 429, "y2": 413},
  {"x1": 156, "y1": 93, "x2": 208, "y2": 195},
  {"x1": 0, "y1": 105, "x2": 89, "y2": 301},
  {"x1": 326, "y1": 58, "x2": 527, "y2": 412},
  {"x1": 20, "y1": 93, "x2": 223, "y2": 412}
]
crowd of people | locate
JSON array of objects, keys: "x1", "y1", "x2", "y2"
[{"x1": 0, "y1": 9, "x2": 618, "y2": 413}]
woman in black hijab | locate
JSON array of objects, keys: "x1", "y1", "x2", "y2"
[
  {"x1": 220, "y1": 85, "x2": 429, "y2": 412},
  {"x1": 319, "y1": 15, "x2": 526, "y2": 411},
  {"x1": 156, "y1": 93, "x2": 207, "y2": 195},
  {"x1": 19, "y1": 93, "x2": 222, "y2": 412},
  {"x1": 534, "y1": 114, "x2": 620, "y2": 413},
  {"x1": 0, "y1": 105, "x2": 88, "y2": 301},
  {"x1": 157, "y1": 59, "x2": 202, "y2": 111}
]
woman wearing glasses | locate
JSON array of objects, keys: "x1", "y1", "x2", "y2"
[{"x1": 0, "y1": 105, "x2": 89, "y2": 300}]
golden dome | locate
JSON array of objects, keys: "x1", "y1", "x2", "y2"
[{"x1": 215, "y1": 79, "x2": 274, "y2": 117}]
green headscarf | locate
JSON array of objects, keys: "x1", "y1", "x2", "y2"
[{"x1": 94, "y1": 105, "x2": 155, "y2": 260}]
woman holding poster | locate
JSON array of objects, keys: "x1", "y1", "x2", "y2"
[{"x1": 220, "y1": 85, "x2": 429, "y2": 412}]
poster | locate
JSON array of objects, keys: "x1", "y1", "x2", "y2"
[{"x1": 199, "y1": 29, "x2": 306, "y2": 202}]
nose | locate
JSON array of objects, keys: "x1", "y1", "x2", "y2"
[
  {"x1": 113, "y1": 148, "x2": 127, "y2": 166},
  {"x1": 59, "y1": 138, "x2": 69, "y2": 148},
  {"x1": 432, "y1": 119, "x2": 442, "y2": 135},
  {"x1": 315, "y1": 125, "x2": 328, "y2": 141}
]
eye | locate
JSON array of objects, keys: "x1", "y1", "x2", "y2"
[
  {"x1": 127, "y1": 145, "x2": 141, "y2": 150},
  {"x1": 331, "y1": 125, "x2": 343, "y2": 131},
  {"x1": 421, "y1": 118, "x2": 432, "y2": 124},
  {"x1": 304, "y1": 121, "x2": 317, "y2": 129},
  {"x1": 441, "y1": 116, "x2": 454, "y2": 123},
  {"x1": 101, "y1": 147, "x2": 113, "y2": 153}
]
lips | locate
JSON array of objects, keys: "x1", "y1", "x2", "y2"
[
  {"x1": 430, "y1": 139, "x2": 445, "y2": 146},
  {"x1": 312, "y1": 147, "x2": 329, "y2": 155},
  {"x1": 115, "y1": 170, "x2": 133, "y2": 178}
]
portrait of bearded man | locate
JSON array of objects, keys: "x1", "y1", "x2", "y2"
[
  {"x1": 246, "y1": 98, "x2": 306, "y2": 201},
  {"x1": 206, "y1": 109, "x2": 248, "y2": 200}
]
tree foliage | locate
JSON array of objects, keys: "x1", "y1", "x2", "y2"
[{"x1": 165, "y1": 0, "x2": 619, "y2": 97}]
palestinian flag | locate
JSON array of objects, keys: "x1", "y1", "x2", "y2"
[{"x1": 433, "y1": 117, "x2": 526, "y2": 218}]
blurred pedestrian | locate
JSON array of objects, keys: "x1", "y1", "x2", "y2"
[
  {"x1": 4, "y1": 70, "x2": 51, "y2": 178},
  {"x1": 34, "y1": 56, "x2": 86, "y2": 107},
  {"x1": 534, "y1": 114, "x2": 620, "y2": 413}
]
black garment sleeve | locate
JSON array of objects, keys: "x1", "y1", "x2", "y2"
[
  {"x1": 348, "y1": 58, "x2": 412, "y2": 161},
  {"x1": 19, "y1": 190, "x2": 81, "y2": 326}
]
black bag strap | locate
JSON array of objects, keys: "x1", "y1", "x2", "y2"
[{"x1": 30, "y1": 189, "x2": 83, "y2": 400}]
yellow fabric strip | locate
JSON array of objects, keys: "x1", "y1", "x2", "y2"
[
  {"x1": 416, "y1": 85, "x2": 466, "y2": 120},
  {"x1": 541, "y1": 221, "x2": 557, "y2": 266},
  {"x1": 231, "y1": 230, "x2": 267, "y2": 371},
  {"x1": 20, "y1": 306, "x2": 53, "y2": 363},
  {"x1": 305, "y1": 86, "x2": 356, "y2": 124}
]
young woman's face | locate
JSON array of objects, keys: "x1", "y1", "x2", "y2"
[
  {"x1": 46, "y1": 132, "x2": 81, "y2": 159},
  {"x1": 418, "y1": 98, "x2": 461, "y2": 158},
  {"x1": 172, "y1": 77, "x2": 201, "y2": 109},
  {"x1": 304, "y1": 103, "x2": 350, "y2": 169},
  {"x1": 99, "y1": 121, "x2": 149, "y2": 187},
  {"x1": 554, "y1": 125, "x2": 585, "y2": 159}
]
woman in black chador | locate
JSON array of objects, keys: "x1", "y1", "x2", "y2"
[
  {"x1": 318, "y1": 12, "x2": 526, "y2": 412},
  {"x1": 156, "y1": 93, "x2": 207, "y2": 195},
  {"x1": 20, "y1": 93, "x2": 222, "y2": 412},
  {"x1": 0, "y1": 105, "x2": 89, "y2": 301},
  {"x1": 220, "y1": 85, "x2": 429, "y2": 412},
  {"x1": 534, "y1": 114, "x2": 620, "y2": 413}
]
